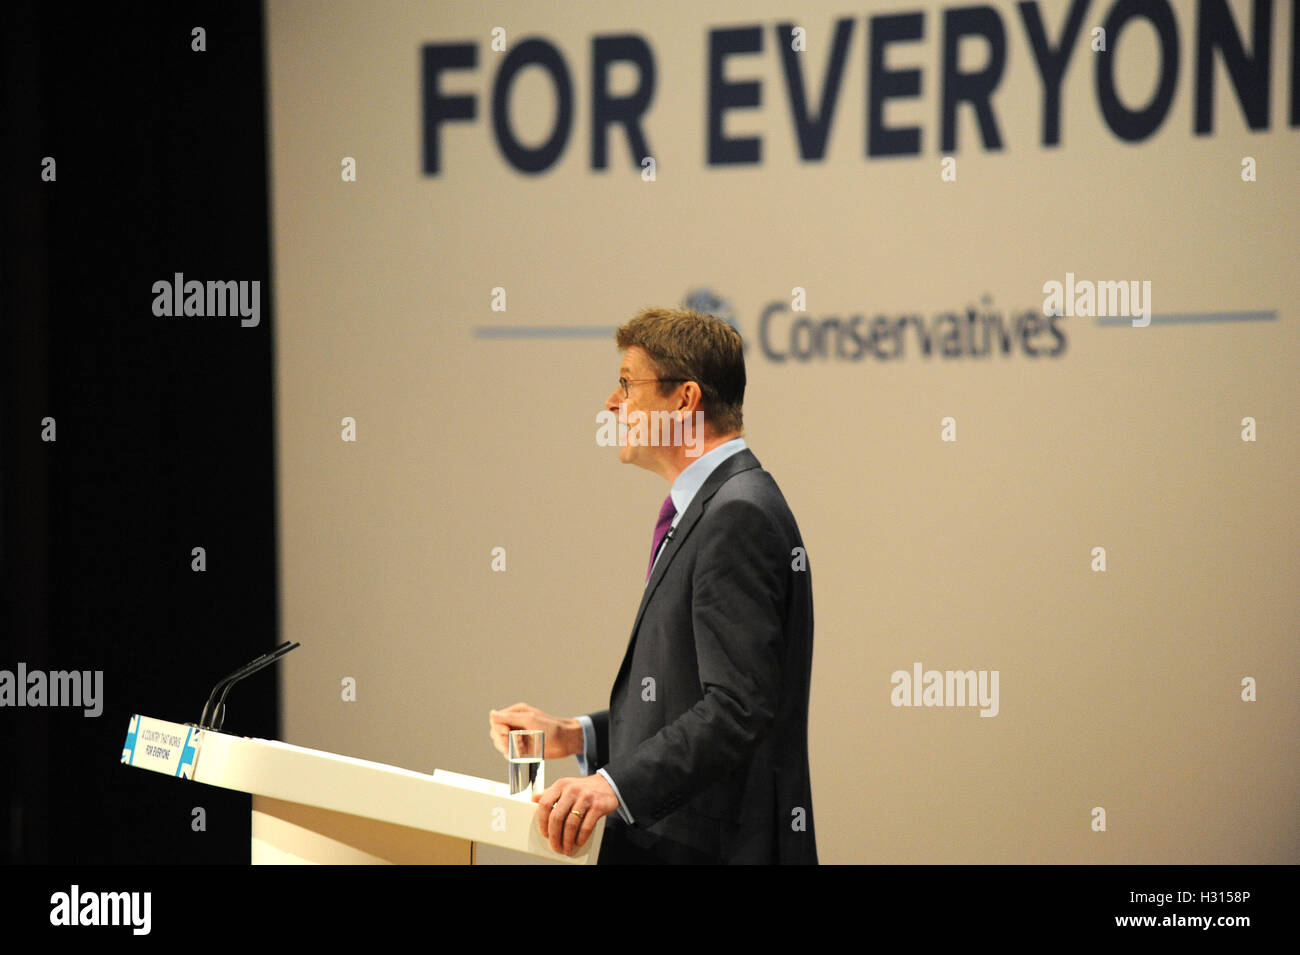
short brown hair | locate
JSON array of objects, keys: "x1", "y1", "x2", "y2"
[{"x1": 616, "y1": 306, "x2": 745, "y2": 435}]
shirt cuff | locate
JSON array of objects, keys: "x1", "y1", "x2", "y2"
[
  {"x1": 574, "y1": 714, "x2": 596, "y2": 776},
  {"x1": 597, "y1": 768, "x2": 634, "y2": 825},
  {"x1": 576, "y1": 715, "x2": 633, "y2": 824}
]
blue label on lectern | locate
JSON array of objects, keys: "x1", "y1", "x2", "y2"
[{"x1": 121, "y1": 714, "x2": 200, "y2": 778}]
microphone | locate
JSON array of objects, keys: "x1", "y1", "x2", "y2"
[
  {"x1": 198, "y1": 642, "x2": 290, "y2": 729},
  {"x1": 196, "y1": 639, "x2": 291, "y2": 727},
  {"x1": 656, "y1": 527, "x2": 676, "y2": 561},
  {"x1": 198, "y1": 641, "x2": 300, "y2": 731},
  {"x1": 211, "y1": 641, "x2": 300, "y2": 731}
]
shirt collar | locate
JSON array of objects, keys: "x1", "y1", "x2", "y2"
[{"x1": 668, "y1": 437, "x2": 748, "y2": 521}]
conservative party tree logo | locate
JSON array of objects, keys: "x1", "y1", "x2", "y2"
[{"x1": 683, "y1": 288, "x2": 746, "y2": 352}]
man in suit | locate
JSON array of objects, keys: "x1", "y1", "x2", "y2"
[{"x1": 489, "y1": 307, "x2": 816, "y2": 864}]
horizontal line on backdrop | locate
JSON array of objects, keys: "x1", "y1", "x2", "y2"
[
  {"x1": 1096, "y1": 311, "x2": 1277, "y2": 325},
  {"x1": 473, "y1": 326, "x2": 619, "y2": 338}
]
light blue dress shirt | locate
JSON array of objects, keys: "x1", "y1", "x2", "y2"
[{"x1": 577, "y1": 437, "x2": 749, "y2": 824}]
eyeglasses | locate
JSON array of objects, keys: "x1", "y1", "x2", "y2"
[{"x1": 619, "y1": 377, "x2": 687, "y2": 398}]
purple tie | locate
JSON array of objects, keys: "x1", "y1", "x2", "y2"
[{"x1": 647, "y1": 495, "x2": 676, "y2": 580}]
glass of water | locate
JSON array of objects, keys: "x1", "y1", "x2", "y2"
[{"x1": 508, "y1": 729, "x2": 545, "y2": 798}]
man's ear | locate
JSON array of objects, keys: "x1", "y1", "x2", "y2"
[{"x1": 680, "y1": 382, "x2": 702, "y2": 415}]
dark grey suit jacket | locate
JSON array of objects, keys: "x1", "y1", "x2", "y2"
[{"x1": 588, "y1": 448, "x2": 817, "y2": 864}]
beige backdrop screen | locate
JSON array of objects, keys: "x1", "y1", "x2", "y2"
[{"x1": 266, "y1": 0, "x2": 1299, "y2": 863}]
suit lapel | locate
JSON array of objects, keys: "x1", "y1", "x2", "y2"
[{"x1": 612, "y1": 449, "x2": 762, "y2": 691}]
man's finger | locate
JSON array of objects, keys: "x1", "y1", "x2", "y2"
[
  {"x1": 563, "y1": 799, "x2": 588, "y2": 855},
  {"x1": 536, "y1": 786, "x2": 559, "y2": 837},
  {"x1": 548, "y1": 791, "x2": 575, "y2": 853},
  {"x1": 576, "y1": 809, "x2": 600, "y2": 849},
  {"x1": 492, "y1": 714, "x2": 535, "y2": 733}
]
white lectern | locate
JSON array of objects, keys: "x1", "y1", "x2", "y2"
[{"x1": 121, "y1": 714, "x2": 602, "y2": 864}]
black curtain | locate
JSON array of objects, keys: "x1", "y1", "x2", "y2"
[{"x1": 2, "y1": 0, "x2": 277, "y2": 863}]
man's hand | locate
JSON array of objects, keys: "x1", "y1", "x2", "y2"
[
  {"x1": 488, "y1": 702, "x2": 582, "y2": 760},
  {"x1": 535, "y1": 774, "x2": 619, "y2": 856}
]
